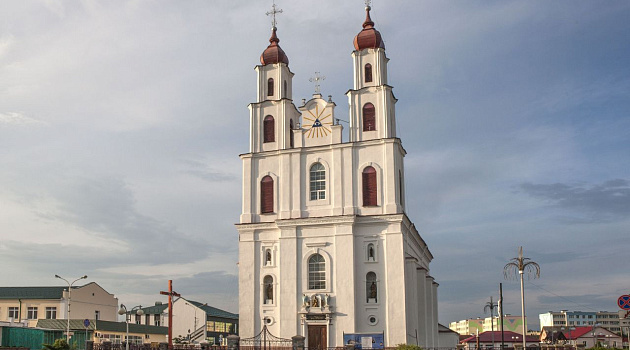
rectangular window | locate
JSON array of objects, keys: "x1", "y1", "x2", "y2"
[
  {"x1": 95, "y1": 310, "x2": 100, "y2": 320},
  {"x1": 8, "y1": 307, "x2": 19, "y2": 319},
  {"x1": 145, "y1": 314, "x2": 150, "y2": 325},
  {"x1": 135, "y1": 314, "x2": 140, "y2": 324},
  {"x1": 215, "y1": 322, "x2": 226, "y2": 332},
  {"x1": 207, "y1": 321, "x2": 215, "y2": 332},
  {"x1": 154, "y1": 314, "x2": 161, "y2": 327},
  {"x1": 126, "y1": 335, "x2": 143, "y2": 345},
  {"x1": 46, "y1": 307, "x2": 57, "y2": 319},
  {"x1": 27, "y1": 307, "x2": 38, "y2": 319}
]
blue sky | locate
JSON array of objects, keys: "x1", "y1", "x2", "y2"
[{"x1": 1, "y1": 1, "x2": 629, "y2": 329}]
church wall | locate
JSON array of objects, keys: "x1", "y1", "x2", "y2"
[
  {"x1": 382, "y1": 230, "x2": 407, "y2": 345},
  {"x1": 238, "y1": 229, "x2": 257, "y2": 338},
  {"x1": 416, "y1": 268, "x2": 428, "y2": 347}
]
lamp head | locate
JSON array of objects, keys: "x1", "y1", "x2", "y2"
[
  {"x1": 82, "y1": 275, "x2": 88, "y2": 279},
  {"x1": 118, "y1": 304, "x2": 127, "y2": 315},
  {"x1": 136, "y1": 309, "x2": 144, "y2": 316},
  {"x1": 55, "y1": 275, "x2": 61, "y2": 278}
]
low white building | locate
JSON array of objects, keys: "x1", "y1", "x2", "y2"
[{"x1": 135, "y1": 298, "x2": 238, "y2": 345}]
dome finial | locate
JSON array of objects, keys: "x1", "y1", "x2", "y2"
[
  {"x1": 260, "y1": 2, "x2": 289, "y2": 65},
  {"x1": 354, "y1": 1, "x2": 385, "y2": 51},
  {"x1": 266, "y1": 1, "x2": 283, "y2": 30}
]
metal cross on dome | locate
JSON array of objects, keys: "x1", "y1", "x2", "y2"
[
  {"x1": 365, "y1": 0, "x2": 372, "y2": 8},
  {"x1": 266, "y1": 2, "x2": 283, "y2": 29},
  {"x1": 309, "y1": 72, "x2": 326, "y2": 94}
]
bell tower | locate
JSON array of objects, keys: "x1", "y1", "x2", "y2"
[
  {"x1": 249, "y1": 3, "x2": 300, "y2": 154},
  {"x1": 347, "y1": 3, "x2": 398, "y2": 142}
]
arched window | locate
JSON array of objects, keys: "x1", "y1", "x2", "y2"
[
  {"x1": 263, "y1": 275, "x2": 273, "y2": 304},
  {"x1": 263, "y1": 115, "x2": 275, "y2": 143},
  {"x1": 308, "y1": 254, "x2": 326, "y2": 290},
  {"x1": 362, "y1": 166, "x2": 377, "y2": 206},
  {"x1": 283, "y1": 80, "x2": 287, "y2": 98},
  {"x1": 365, "y1": 63, "x2": 373, "y2": 83},
  {"x1": 366, "y1": 272, "x2": 377, "y2": 302},
  {"x1": 309, "y1": 163, "x2": 326, "y2": 200},
  {"x1": 265, "y1": 249, "x2": 272, "y2": 266},
  {"x1": 267, "y1": 78, "x2": 274, "y2": 97},
  {"x1": 261, "y1": 176, "x2": 274, "y2": 213},
  {"x1": 289, "y1": 120, "x2": 294, "y2": 148},
  {"x1": 363, "y1": 103, "x2": 376, "y2": 131},
  {"x1": 367, "y1": 243, "x2": 375, "y2": 261}
]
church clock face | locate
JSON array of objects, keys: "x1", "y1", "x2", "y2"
[{"x1": 303, "y1": 104, "x2": 332, "y2": 138}]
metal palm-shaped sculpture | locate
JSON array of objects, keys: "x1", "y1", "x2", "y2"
[
  {"x1": 504, "y1": 246, "x2": 540, "y2": 350},
  {"x1": 484, "y1": 296, "x2": 498, "y2": 349}
]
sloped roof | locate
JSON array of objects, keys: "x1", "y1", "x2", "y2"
[
  {"x1": 135, "y1": 303, "x2": 168, "y2": 315},
  {"x1": 438, "y1": 324, "x2": 458, "y2": 334},
  {"x1": 36, "y1": 319, "x2": 167, "y2": 335},
  {"x1": 186, "y1": 299, "x2": 238, "y2": 320},
  {"x1": 0, "y1": 286, "x2": 78, "y2": 299},
  {"x1": 461, "y1": 331, "x2": 539, "y2": 343}
]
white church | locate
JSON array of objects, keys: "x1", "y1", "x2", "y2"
[{"x1": 237, "y1": 3, "x2": 441, "y2": 348}]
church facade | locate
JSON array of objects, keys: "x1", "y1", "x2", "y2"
[{"x1": 236, "y1": 4, "x2": 440, "y2": 348}]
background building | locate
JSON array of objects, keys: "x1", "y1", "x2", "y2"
[
  {"x1": 0, "y1": 283, "x2": 118, "y2": 327},
  {"x1": 449, "y1": 316, "x2": 526, "y2": 336},
  {"x1": 134, "y1": 298, "x2": 238, "y2": 345},
  {"x1": 539, "y1": 311, "x2": 622, "y2": 333},
  {"x1": 459, "y1": 331, "x2": 539, "y2": 350}
]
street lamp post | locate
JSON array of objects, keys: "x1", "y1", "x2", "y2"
[
  {"x1": 484, "y1": 296, "x2": 498, "y2": 350},
  {"x1": 55, "y1": 274, "x2": 88, "y2": 344},
  {"x1": 504, "y1": 247, "x2": 540, "y2": 350},
  {"x1": 118, "y1": 304, "x2": 144, "y2": 350},
  {"x1": 561, "y1": 326, "x2": 575, "y2": 349},
  {"x1": 591, "y1": 323, "x2": 601, "y2": 349}
]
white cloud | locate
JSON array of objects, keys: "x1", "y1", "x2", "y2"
[{"x1": 0, "y1": 112, "x2": 48, "y2": 126}]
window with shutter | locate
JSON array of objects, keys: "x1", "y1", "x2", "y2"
[
  {"x1": 365, "y1": 63, "x2": 373, "y2": 83},
  {"x1": 363, "y1": 103, "x2": 376, "y2": 131},
  {"x1": 362, "y1": 166, "x2": 377, "y2": 206},
  {"x1": 267, "y1": 78, "x2": 274, "y2": 97},
  {"x1": 263, "y1": 115, "x2": 275, "y2": 143},
  {"x1": 261, "y1": 176, "x2": 274, "y2": 213}
]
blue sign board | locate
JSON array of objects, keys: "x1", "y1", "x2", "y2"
[
  {"x1": 83, "y1": 319, "x2": 91, "y2": 328},
  {"x1": 343, "y1": 333, "x2": 384, "y2": 349}
]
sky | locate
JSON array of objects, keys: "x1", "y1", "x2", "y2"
[{"x1": 1, "y1": 0, "x2": 629, "y2": 330}]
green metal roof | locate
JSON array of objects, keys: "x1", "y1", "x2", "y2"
[
  {"x1": 187, "y1": 299, "x2": 238, "y2": 320},
  {"x1": 36, "y1": 319, "x2": 168, "y2": 335},
  {"x1": 0, "y1": 286, "x2": 79, "y2": 299}
]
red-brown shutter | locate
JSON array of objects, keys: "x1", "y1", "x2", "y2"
[
  {"x1": 263, "y1": 115, "x2": 275, "y2": 143},
  {"x1": 365, "y1": 63, "x2": 373, "y2": 83},
  {"x1": 363, "y1": 103, "x2": 375, "y2": 131},
  {"x1": 267, "y1": 78, "x2": 274, "y2": 97},
  {"x1": 261, "y1": 176, "x2": 274, "y2": 213},
  {"x1": 363, "y1": 166, "x2": 377, "y2": 206}
]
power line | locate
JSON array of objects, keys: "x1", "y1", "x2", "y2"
[{"x1": 527, "y1": 280, "x2": 600, "y2": 312}]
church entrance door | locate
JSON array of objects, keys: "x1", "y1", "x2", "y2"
[{"x1": 307, "y1": 325, "x2": 327, "y2": 350}]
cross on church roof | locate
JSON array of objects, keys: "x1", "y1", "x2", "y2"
[
  {"x1": 309, "y1": 72, "x2": 326, "y2": 94},
  {"x1": 266, "y1": 2, "x2": 283, "y2": 29}
]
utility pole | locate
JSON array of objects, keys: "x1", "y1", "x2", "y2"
[
  {"x1": 500, "y1": 283, "x2": 505, "y2": 350},
  {"x1": 160, "y1": 280, "x2": 181, "y2": 350}
]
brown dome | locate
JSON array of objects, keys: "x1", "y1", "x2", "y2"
[
  {"x1": 260, "y1": 27, "x2": 289, "y2": 65},
  {"x1": 353, "y1": 6, "x2": 385, "y2": 51}
]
